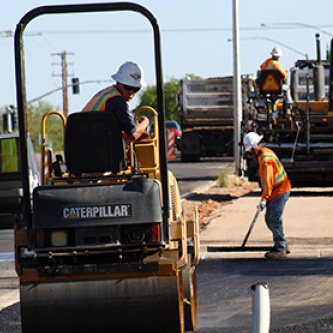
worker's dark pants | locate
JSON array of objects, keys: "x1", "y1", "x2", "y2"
[{"x1": 265, "y1": 191, "x2": 290, "y2": 252}]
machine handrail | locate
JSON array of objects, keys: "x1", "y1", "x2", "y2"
[{"x1": 14, "y1": 3, "x2": 169, "y2": 240}]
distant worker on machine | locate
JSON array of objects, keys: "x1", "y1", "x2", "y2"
[
  {"x1": 82, "y1": 60, "x2": 149, "y2": 141},
  {"x1": 260, "y1": 46, "x2": 293, "y2": 110},
  {"x1": 243, "y1": 132, "x2": 291, "y2": 259}
]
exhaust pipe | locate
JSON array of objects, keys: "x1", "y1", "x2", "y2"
[
  {"x1": 329, "y1": 38, "x2": 333, "y2": 110},
  {"x1": 314, "y1": 34, "x2": 325, "y2": 101},
  {"x1": 316, "y1": 33, "x2": 322, "y2": 64}
]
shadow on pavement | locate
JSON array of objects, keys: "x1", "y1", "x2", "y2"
[
  {"x1": 185, "y1": 193, "x2": 235, "y2": 203},
  {"x1": 198, "y1": 257, "x2": 333, "y2": 277},
  {"x1": 194, "y1": 257, "x2": 333, "y2": 332}
]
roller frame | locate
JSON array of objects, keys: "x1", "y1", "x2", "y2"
[{"x1": 14, "y1": 3, "x2": 199, "y2": 333}]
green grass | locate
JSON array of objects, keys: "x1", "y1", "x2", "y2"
[
  {"x1": 217, "y1": 169, "x2": 244, "y2": 188},
  {"x1": 217, "y1": 169, "x2": 230, "y2": 187}
]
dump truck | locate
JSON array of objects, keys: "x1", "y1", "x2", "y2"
[
  {"x1": 178, "y1": 77, "x2": 235, "y2": 162},
  {"x1": 243, "y1": 35, "x2": 333, "y2": 187},
  {"x1": 14, "y1": 3, "x2": 199, "y2": 333}
]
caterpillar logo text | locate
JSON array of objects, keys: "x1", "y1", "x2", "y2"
[{"x1": 63, "y1": 204, "x2": 132, "y2": 219}]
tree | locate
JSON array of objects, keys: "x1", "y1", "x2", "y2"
[
  {"x1": 27, "y1": 101, "x2": 64, "y2": 152},
  {"x1": 134, "y1": 74, "x2": 201, "y2": 123},
  {"x1": 183, "y1": 73, "x2": 201, "y2": 80},
  {"x1": 135, "y1": 77, "x2": 180, "y2": 122}
]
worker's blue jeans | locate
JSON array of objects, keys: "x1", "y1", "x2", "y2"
[{"x1": 265, "y1": 191, "x2": 290, "y2": 252}]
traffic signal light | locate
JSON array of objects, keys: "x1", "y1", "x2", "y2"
[
  {"x1": 2, "y1": 106, "x2": 17, "y2": 133},
  {"x1": 72, "y1": 78, "x2": 80, "y2": 94},
  {"x1": 11, "y1": 112, "x2": 17, "y2": 131},
  {"x1": 3, "y1": 114, "x2": 12, "y2": 133}
]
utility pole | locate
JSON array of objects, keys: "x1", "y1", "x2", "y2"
[
  {"x1": 52, "y1": 51, "x2": 74, "y2": 118},
  {"x1": 232, "y1": 0, "x2": 242, "y2": 176},
  {"x1": 61, "y1": 51, "x2": 69, "y2": 118}
]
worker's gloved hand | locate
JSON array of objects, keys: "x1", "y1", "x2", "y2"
[{"x1": 258, "y1": 198, "x2": 266, "y2": 211}]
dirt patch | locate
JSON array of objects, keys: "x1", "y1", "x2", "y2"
[{"x1": 182, "y1": 178, "x2": 259, "y2": 228}]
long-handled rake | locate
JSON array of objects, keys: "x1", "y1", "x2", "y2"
[{"x1": 207, "y1": 205, "x2": 274, "y2": 253}]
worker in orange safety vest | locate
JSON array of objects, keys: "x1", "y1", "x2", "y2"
[
  {"x1": 82, "y1": 61, "x2": 149, "y2": 141},
  {"x1": 243, "y1": 132, "x2": 291, "y2": 259},
  {"x1": 260, "y1": 46, "x2": 288, "y2": 78},
  {"x1": 260, "y1": 46, "x2": 293, "y2": 110}
]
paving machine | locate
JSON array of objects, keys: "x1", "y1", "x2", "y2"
[
  {"x1": 14, "y1": 3, "x2": 199, "y2": 333},
  {"x1": 244, "y1": 35, "x2": 333, "y2": 187}
]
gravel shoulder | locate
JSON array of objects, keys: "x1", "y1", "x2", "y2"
[{"x1": 182, "y1": 178, "x2": 259, "y2": 229}]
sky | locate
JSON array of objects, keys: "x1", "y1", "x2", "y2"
[{"x1": 1, "y1": 0, "x2": 333, "y2": 113}]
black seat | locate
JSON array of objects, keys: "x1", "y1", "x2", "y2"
[
  {"x1": 258, "y1": 69, "x2": 284, "y2": 97},
  {"x1": 64, "y1": 111, "x2": 126, "y2": 175}
]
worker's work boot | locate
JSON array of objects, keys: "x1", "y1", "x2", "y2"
[
  {"x1": 265, "y1": 250, "x2": 287, "y2": 259},
  {"x1": 272, "y1": 245, "x2": 290, "y2": 254}
]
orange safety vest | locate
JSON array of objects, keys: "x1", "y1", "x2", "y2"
[
  {"x1": 82, "y1": 85, "x2": 122, "y2": 111},
  {"x1": 260, "y1": 58, "x2": 287, "y2": 79},
  {"x1": 261, "y1": 58, "x2": 277, "y2": 70},
  {"x1": 258, "y1": 147, "x2": 291, "y2": 201}
]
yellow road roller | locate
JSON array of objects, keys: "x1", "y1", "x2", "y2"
[{"x1": 13, "y1": 3, "x2": 199, "y2": 332}]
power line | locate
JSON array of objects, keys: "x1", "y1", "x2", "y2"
[
  {"x1": 41, "y1": 28, "x2": 255, "y2": 34},
  {"x1": 1, "y1": 24, "x2": 333, "y2": 37},
  {"x1": 0, "y1": 30, "x2": 41, "y2": 37},
  {"x1": 27, "y1": 79, "x2": 111, "y2": 105},
  {"x1": 37, "y1": 25, "x2": 333, "y2": 34},
  {"x1": 261, "y1": 23, "x2": 333, "y2": 37},
  {"x1": 229, "y1": 37, "x2": 309, "y2": 59}
]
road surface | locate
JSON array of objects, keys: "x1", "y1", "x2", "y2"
[
  {"x1": 1, "y1": 165, "x2": 333, "y2": 332},
  {"x1": 168, "y1": 155, "x2": 233, "y2": 196}
]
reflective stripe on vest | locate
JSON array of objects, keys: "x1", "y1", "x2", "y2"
[
  {"x1": 262, "y1": 59, "x2": 276, "y2": 70},
  {"x1": 82, "y1": 86, "x2": 122, "y2": 111},
  {"x1": 260, "y1": 151, "x2": 287, "y2": 189}
]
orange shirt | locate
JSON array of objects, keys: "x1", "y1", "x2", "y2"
[
  {"x1": 258, "y1": 147, "x2": 291, "y2": 202},
  {"x1": 260, "y1": 58, "x2": 288, "y2": 79}
]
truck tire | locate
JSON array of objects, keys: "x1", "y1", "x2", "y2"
[
  {"x1": 181, "y1": 154, "x2": 200, "y2": 162},
  {"x1": 181, "y1": 132, "x2": 200, "y2": 162}
]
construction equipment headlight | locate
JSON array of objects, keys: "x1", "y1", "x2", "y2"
[
  {"x1": 51, "y1": 230, "x2": 68, "y2": 247},
  {"x1": 128, "y1": 228, "x2": 145, "y2": 243}
]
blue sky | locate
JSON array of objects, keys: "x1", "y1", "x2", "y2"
[{"x1": 1, "y1": 0, "x2": 333, "y2": 112}]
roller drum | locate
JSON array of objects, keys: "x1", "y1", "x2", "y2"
[{"x1": 21, "y1": 275, "x2": 184, "y2": 333}]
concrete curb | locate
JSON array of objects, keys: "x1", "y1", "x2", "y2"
[{"x1": 200, "y1": 250, "x2": 333, "y2": 260}]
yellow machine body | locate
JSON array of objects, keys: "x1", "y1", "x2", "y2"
[{"x1": 15, "y1": 107, "x2": 199, "y2": 333}]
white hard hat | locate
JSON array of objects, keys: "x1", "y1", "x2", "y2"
[
  {"x1": 271, "y1": 46, "x2": 283, "y2": 57},
  {"x1": 243, "y1": 132, "x2": 263, "y2": 151},
  {"x1": 111, "y1": 61, "x2": 146, "y2": 88}
]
